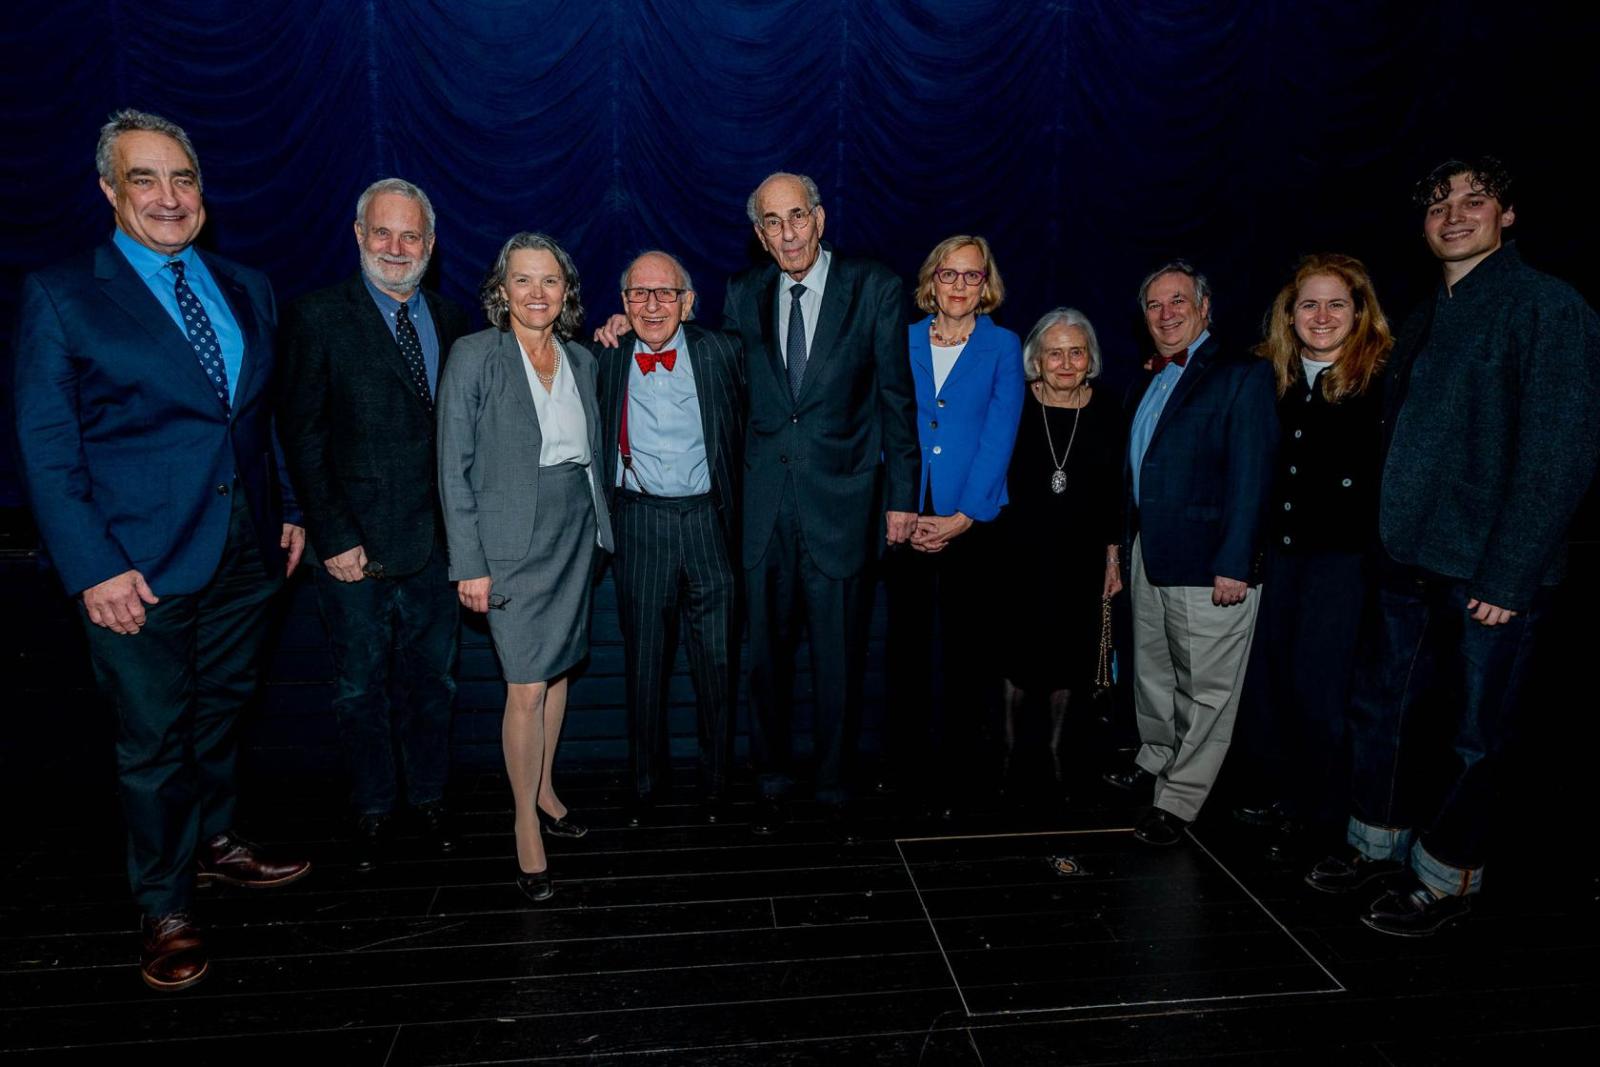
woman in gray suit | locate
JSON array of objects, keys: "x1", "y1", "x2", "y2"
[{"x1": 437, "y1": 232, "x2": 613, "y2": 902}]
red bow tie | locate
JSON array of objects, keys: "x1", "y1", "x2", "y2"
[
  {"x1": 1151, "y1": 348, "x2": 1189, "y2": 371},
  {"x1": 635, "y1": 348, "x2": 677, "y2": 374}
]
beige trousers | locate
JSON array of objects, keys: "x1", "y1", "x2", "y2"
[{"x1": 1130, "y1": 536, "x2": 1261, "y2": 822}]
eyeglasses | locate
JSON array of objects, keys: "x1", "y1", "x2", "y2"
[
  {"x1": 622, "y1": 287, "x2": 689, "y2": 304},
  {"x1": 934, "y1": 269, "x2": 987, "y2": 286},
  {"x1": 759, "y1": 207, "x2": 815, "y2": 235}
]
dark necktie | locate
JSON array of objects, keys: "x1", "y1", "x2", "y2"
[
  {"x1": 1151, "y1": 348, "x2": 1189, "y2": 371},
  {"x1": 786, "y1": 283, "x2": 808, "y2": 400},
  {"x1": 169, "y1": 259, "x2": 229, "y2": 413},
  {"x1": 396, "y1": 302, "x2": 433, "y2": 409},
  {"x1": 635, "y1": 348, "x2": 677, "y2": 374}
]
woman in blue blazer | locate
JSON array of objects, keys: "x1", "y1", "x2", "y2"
[{"x1": 883, "y1": 235, "x2": 1024, "y2": 817}]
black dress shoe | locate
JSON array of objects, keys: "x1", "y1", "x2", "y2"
[
  {"x1": 1361, "y1": 880, "x2": 1471, "y2": 937},
  {"x1": 1304, "y1": 852, "x2": 1406, "y2": 894},
  {"x1": 196, "y1": 831, "x2": 312, "y2": 888},
  {"x1": 1232, "y1": 799, "x2": 1287, "y2": 828},
  {"x1": 699, "y1": 794, "x2": 728, "y2": 825},
  {"x1": 751, "y1": 797, "x2": 785, "y2": 836},
  {"x1": 1133, "y1": 807, "x2": 1188, "y2": 847},
  {"x1": 537, "y1": 806, "x2": 588, "y2": 839},
  {"x1": 515, "y1": 867, "x2": 554, "y2": 902},
  {"x1": 140, "y1": 912, "x2": 208, "y2": 992},
  {"x1": 1264, "y1": 818, "x2": 1306, "y2": 864},
  {"x1": 824, "y1": 804, "x2": 862, "y2": 847},
  {"x1": 1102, "y1": 766, "x2": 1157, "y2": 795},
  {"x1": 415, "y1": 801, "x2": 455, "y2": 854},
  {"x1": 624, "y1": 795, "x2": 656, "y2": 829},
  {"x1": 354, "y1": 813, "x2": 390, "y2": 873}
]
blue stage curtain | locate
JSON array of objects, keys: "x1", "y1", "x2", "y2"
[{"x1": 0, "y1": 1, "x2": 1592, "y2": 509}]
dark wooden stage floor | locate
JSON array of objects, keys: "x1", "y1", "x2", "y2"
[{"x1": 4, "y1": 765, "x2": 1597, "y2": 1065}]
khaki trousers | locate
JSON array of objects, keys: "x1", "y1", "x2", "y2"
[{"x1": 1130, "y1": 536, "x2": 1261, "y2": 822}]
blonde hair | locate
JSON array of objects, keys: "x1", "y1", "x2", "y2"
[{"x1": 914, "y1": 235, "x2": 1005, "y2": 315}]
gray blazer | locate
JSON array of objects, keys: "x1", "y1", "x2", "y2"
[{"x1": 436, "y1": 326, "x2": 614, "y2": 581}]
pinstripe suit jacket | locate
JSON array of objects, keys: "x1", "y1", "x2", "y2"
[{"x1": 596, "y1": 323, "x2": 746, "y2": 553}]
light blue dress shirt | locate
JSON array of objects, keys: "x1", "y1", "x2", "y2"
[
  {"x1": 1128, "y1": 329, "x2": 1209, "y2": 507},
  {"x1": 113, "y1": 229, "x2": 243, "y2": 405},
  {"x1": 615, "y1": 326, "x2": 711, "y2": 496},
  {"x1": 362, "y1": 275, "x2": 441, "y2": 391}
]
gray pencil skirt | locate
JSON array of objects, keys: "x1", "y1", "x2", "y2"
[{"x1": 486, "y1": 462, "x2": 598, "y2": 684}]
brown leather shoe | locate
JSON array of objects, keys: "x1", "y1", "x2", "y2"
[
  {"x1": 196, "y1": 831, "x2": 311, "y2": 889},
  {"x1": 140, "y1": 912, "x2": 209, "y2": 991}
]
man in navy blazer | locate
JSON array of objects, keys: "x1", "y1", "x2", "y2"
[
  {"x1": 13, "y1": 110, "x2": 310, "y2": 991},
  {"x1": 722, "y1": 172, "x2": 920, "y2": 839},
  {"x1": 1106, "y1": 261, "x2": 1277, "y2": 846},
  {"x1": 279, "y1": 179, "x2": 470, "y2": 870}
]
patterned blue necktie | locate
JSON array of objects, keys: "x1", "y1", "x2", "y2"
[
  {"x1": 786, "y1": 282, "x2": 808, "y2": 400},
  {"x1": 169, "y1": 259, "x2": 229, "y2": 413},
  {"x1": 395, "y1": 302, "x2": 434, "y2": 410}
]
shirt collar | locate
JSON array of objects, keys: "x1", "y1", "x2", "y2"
[
  {"x1": 113, "y1": 228, "x2": 198, "y2": 283},
  {"x1": 362, "y1": 273, "x2": 422, "y2": 319},
  {"x1": 633, "y1": 325, "x2": 687, "y2": 357},
  {"x1": 788, "y1": 246, "x2": 831, "y2": 299},
  {"x1": 1440, "y1": 241, "x2": 1520, "y2": 300}
]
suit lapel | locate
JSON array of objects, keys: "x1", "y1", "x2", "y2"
[
  {"x1": 348, "y1": 276, "x2": 435, "y2": 411},
  {"x1": 95, "y1": 244, "x2": 219, "y2": 402},
  {"x1": 1147, "y1": 335, "x2": 1218, "y2": 452},
  {"x1": 909, "y1": 315, "x2": 935, "y2": 393},
  {"x1": 799, "y1": 256, "x2": 849, "y2": 402},
  {"x1": 756, "y1": 269, "x2": 786, "y2": 393},
  {"x1": 206, "y1": 253, "x2": 266, "y2": 411},
  {"x1": 934, "y1": 315, "x2": 989, "y2": 397},
  {"x1": 498, "y1": 329, "x2": 542, "y2": 436},
  {"x1": 684, "y1": 325, "x2": 720, "y2": 460}
]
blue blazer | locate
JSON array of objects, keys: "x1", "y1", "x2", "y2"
[
  {"x1": 13, "y1": 242, "x2": 296, "y2": 597},
  {"x1": 1124, "y1": 334, "x2": 1278, "y2": 586},
  {"x1": 908, "y1": 314, "x2": 1024, "y2": 521}
]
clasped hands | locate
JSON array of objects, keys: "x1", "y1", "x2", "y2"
[{"x1": 904, "y1": 511, "x2": 969, "y2": 553}]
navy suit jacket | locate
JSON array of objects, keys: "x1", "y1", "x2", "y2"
[
  {"x1": 1124, "y1": 335, "x2": 1278, "y2": 587},
  {"x1": 14, "y1": 241, "x2": 295, "y2": 597},
  {"x1": 908, "y1": 313, "x2": 1024, "y2": 521},
  {"x1": 721, "y1": 246, "x2": 919, "y2": 579}
]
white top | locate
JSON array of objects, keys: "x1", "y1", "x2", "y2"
[
  {"x1": 931, "y1": 341, "x2": 967, "y2": 394},
  {"x1": 1301, "y1": 355, "x2": 1334, "y2": 386},
  {"x1": 518, "y1": 337, "x2": 591, "y2": 467},
  {"x1": 776, "y1": 247, "x2": 831, "y2": 367}
]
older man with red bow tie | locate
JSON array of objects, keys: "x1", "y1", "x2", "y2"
[{"x1": 596, "y1": 251, "x2": 746, "y2": 826}]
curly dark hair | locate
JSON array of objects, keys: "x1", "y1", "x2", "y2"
[{"x1": 1413, "y1": 155, "x2": 1514, "y2": 211}]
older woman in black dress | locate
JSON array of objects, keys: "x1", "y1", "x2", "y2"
[
  {"x1": 437, "y1": 233, "x2": 614, "y2": 902},
  {"x1": 1234, "y1": 253, "x2": 1390, "y2": 858},
  {"x1": 995, "y1": 308, "x2": 1126, "y2": 797}
]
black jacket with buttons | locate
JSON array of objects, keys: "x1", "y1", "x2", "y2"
[{"x1": 1269, "y1": 369, "x2": 1384, "y2": 555}]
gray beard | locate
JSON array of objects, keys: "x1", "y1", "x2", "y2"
[{"x1": 361, "y1": 251, "x2": 429, "y2": 297}]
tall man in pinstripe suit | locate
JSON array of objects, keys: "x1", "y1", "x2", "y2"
[{"x1": 597, "y1": 252, "x2": 746, "y2": 825}]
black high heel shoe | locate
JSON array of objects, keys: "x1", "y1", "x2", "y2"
[
  {"x1": 515, "y1": 866, "x2": 554, "y2": 902},
  {"x1": 536, "y1": 806, "x2": 588, "y2": 839}
]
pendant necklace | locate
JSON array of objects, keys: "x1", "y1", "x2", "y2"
[{"x1": 1041, "y1": 389, "x2": 1083, "y2": 495}]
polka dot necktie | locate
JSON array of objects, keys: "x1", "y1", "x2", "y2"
[
  {"x1": 169, "y1": 259, "x2": 229, "y2": 413},
  {"x1": 786, "y1": 283, "x2": 808, "y2": 400},
  {"x1": 396, "y1": 302, "x2": 434, "y2": 410}
]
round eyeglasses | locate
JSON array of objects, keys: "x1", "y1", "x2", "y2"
[{"x1": 759, "y1": 207, "x2": 816, "y2": 235}]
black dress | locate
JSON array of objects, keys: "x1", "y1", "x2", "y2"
[{"x1": 994, "y1": 385, "x2": 1126, "y2": 693}]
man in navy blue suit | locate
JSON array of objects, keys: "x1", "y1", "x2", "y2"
[
  {"x1": 1105, "y1": 261, "x2": 1277, "y2": 846},
  {"x1": 13, "y1": 109, "x2": 311, "y2": 991}
]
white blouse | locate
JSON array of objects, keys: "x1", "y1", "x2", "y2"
[
  {"x1": 932, "y1": 341, "x2": 967, "y2": 394},
  {"x1": 518, "y1": 337, "x2": 591, "y2": 468}
]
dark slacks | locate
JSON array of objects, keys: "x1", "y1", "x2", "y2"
[
  {"x1": 1346, "y1": 561, "x2": 1546, "y2": 889},
  {"x1": 312, "y1": 536, "x2": 457, "y2": 815},
  {"x1": 1234, "y1": 548, "x2": 1367, "y2": 829},
  {"x1": 883, "y1": 522, "x2": 992, "y2": 802},
  {"x1": 612, "y1": 490, "x2": 737, "y2": 798},
  {"x1": 746, "y1": 479, "x2": 869, "y2": 805},
  {"x1": 80, "y1": 489, "x2": 281, "y2": 916}
]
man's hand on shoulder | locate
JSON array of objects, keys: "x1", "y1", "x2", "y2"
[
  {"x1": 593, "y1": 314, "x2": 629, "y2": 348},
  {"x1": 282, "y1": 525, "x2": 307, "y2": 578},
  {"x1": 82, "y1": 569, "x2": 160, "y2": 635},
  {"x1": 1466, "y1": 597, "x2": 1517, "y2": 627},
  {"x1": 1212, "y1": 576, "x2": 1249, "y2": 606},
  {"x1": 323, "y1": 542, "x2": 365, "y2": 582}
]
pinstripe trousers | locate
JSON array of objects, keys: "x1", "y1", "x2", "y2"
[{"x1": 612, "y1": 489, "x2": 737, "y2": 798}]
